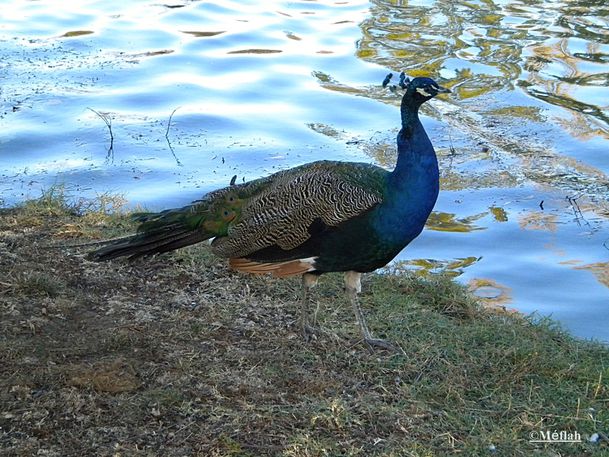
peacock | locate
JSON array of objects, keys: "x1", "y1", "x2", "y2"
[{"x1": 88, "y1": 75, "x2": 450, "y2": 349}]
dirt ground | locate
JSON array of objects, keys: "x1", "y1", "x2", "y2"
[{"x1": 1, "y1": 199, "x2": 607, "y2": 456}]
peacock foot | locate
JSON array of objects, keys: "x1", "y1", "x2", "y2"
[
  {"x1": 364, "y1": 337, "x2": 399, "y2": 352},
  {"x1": 301, "y1": 322, "x2": 322, "y2": 342}
]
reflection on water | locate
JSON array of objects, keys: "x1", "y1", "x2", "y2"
[
  {"x1": 489, "y1": 206, "x2": 508, "y2": 222},
  {"x1": 577, "y1": 261, "x2": 609, "y2": 289},
  {"x1": 355, "y1": 1, "x2": 609, "y2": 341},
  {"x1": 0, "y1": 0, "x2": 608, "y2": 342},
  {"x1": 468, "y1": 278, "x2": 513, "y2": 309},
  {"x1": 360, "y1": 0, "x2": 609, "y2": 134},
  {"x1": 358, "y1": 0, "x2": 609, "y2": 198},
  {"x1": 386, "y1": 256, "x2": 481, "y2": 277},
  {"x1": 518, "y1": 211, "x2": 559, "y2": 232},
  {"x1": 426, "y1": 211, "x2": 487, "y2": 233}
]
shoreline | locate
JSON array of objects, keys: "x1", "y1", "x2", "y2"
[{"x1": 1, "y1": 193, "x2": 607, "y2": 455}]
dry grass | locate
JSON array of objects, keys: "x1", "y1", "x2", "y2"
[{"x1": 0, "y1": 191, "x2": 608, "y2": 456}]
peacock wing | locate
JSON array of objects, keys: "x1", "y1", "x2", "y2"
[{"x1": 211, "y1": 161, "x2": 386, "y2": 258}]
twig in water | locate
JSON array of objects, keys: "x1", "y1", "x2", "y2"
[
  {"x1": 165, "y1": 107, "x2": 182, "y2": 166},
  {"x1": 442, "y1": 128, "x2": 457, "y2": 176},
  {"x1": 448, "y1": 132, "x2": 456, "y2": 156},
  {"x1": 566, "y1": 194, "x2": 591, "y2": 229},
  {"x1": 566, "y1": 195, "x2": 583, "y2": 225},
  {"x1": 88, "y1": 108, "x2": 114, "y2": 162}
]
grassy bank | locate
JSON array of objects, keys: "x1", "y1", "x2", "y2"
[{"x1": 1, "y1": 192, "x2": 608, "y2": 456}]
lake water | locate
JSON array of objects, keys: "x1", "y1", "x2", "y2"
[{"x1": 1, "y1": 0, "x2": 608, "y2": 342}]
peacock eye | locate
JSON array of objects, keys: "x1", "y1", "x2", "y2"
[{"x1": 223, "y1": 210, "x2": 229, "y2": 216}]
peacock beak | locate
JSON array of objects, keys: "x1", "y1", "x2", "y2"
[{"x1": 436, "y1": 85, "x2": 451, "y2": 94}]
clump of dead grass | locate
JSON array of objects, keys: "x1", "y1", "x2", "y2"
[
  {"x1": 1, "y1": 185, "x2": 131, "y2": 239},
  {"x1": 9, "y1": 271, "x2": 65, "y2": 298},
  {"x1": 1, "y1": 193, "x2": 608, "y2": 456}
]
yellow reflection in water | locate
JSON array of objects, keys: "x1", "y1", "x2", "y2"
[
  {"x1": 385, "y1": 256, "x2": 480, "y2": 277},
  {"x1": 426, "y1": 211, "x2": 487, "y2": 232},
  {"x1": 468, "y1": 278, "x2": 514, "y2": 311},
  {"x1": 526, "y1": 38, "x2": 609, "y2": 141},
  {"x1": 489, "y1": 206, "x2": 508, "y2": 222},
  {"x1": 358, "y1": 0, "x2": 608, "y2": 133},
  {"x1": 575, "y1": 262, "x2": 609, "y2": 289},
  {"x1": 518, "y1": 211, "x2": 558, "y2": 232},
  {"x1": 60, "y1": 30, "x2": 94, "y2": 38},
  {"x1": 440, "y1": 169, "x2": 519, "y2": 191}
]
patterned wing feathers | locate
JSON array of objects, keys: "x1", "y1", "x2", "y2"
[
  {"x1": 88, "y1": 160, "x2": 386, "y2": 264},
  {"x1": 212, "y1": 164, "x2": 384, "y2": 258}
]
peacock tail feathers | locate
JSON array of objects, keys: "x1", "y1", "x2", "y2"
[{"x1": 88, "y1": 160, "x2": 387, "y2": 262}]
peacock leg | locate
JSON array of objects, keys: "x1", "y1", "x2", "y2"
[
  {"x1": 344, "y1": 271, "x2": 396, "y2": 351},
  {"x1": 300, "y1": 273, "x2": 320, "y2": 341}
]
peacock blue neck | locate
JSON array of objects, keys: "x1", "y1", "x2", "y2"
[
  {"x1": 399, "y1": 96, "x2": 423, "y2": 136},
  {"x1": 374, "y1": 96, "x2": 439, "y2": 246},
  {"x1": 391, "y1": 98, "x2": 438, "y2": 187}
]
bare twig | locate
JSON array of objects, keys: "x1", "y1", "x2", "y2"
[
  {"x1": 448, "y1": 132, "x2": 456, "y2": 156},
  {"x1": 565, "y1": 194, "x2": 590, "y2": 228},
  {"x1": 165, "y1": 107, "x2": 182, "y2": 166},
  {"x1": 88, "y1": 108, "x2": 114, "y2": 162}
]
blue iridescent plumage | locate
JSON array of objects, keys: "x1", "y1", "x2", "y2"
[{"x1": 89, "y1": 75, "x2": 450, "y2": 349}]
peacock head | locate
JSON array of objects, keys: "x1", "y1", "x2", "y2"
[
  {"x1": 383, "y1": 73, "x2": 450, "y2": 106},
  {"x1": 407, "y1": 77, "x2": 451, "y2": 103}
]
